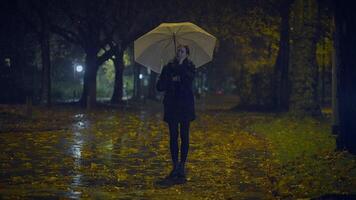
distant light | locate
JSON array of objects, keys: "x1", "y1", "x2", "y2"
[
  {"x1": 139, "y1": 74, "x2": 143, "y2": 79},
  {"x1": 76, "y1": 65, "x2": 83, "y2": 72},
  {"x1": 4, "y1": 58, "x2": 10, "y2": 67}
]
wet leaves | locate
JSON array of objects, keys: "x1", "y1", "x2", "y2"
[{"x1": 0, "y1": 104, "x2": 355, "y2": 199}]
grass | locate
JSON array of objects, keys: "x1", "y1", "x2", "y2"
[
  {"x1": 248, "y1": 114, "x2": 356, "y2": 199},
  {"x1": 250, "y1": 115, "x2": 336, "y2": 163}
]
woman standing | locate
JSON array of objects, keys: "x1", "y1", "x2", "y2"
[{"x1": 156, "y1": 44, "x2": 196, "y2": 181}]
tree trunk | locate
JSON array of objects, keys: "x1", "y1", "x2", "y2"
[
  {"x1": 289, "y1": 0, "x2": 321, "y2": 116},
  {"x1": 35, "y1": 1, "x2": 51, "y2": 107},
  {"x1": 111, "y1": 50, "x2": 124, "y2": 104},
  {"x1": 334, "y1": 1, "x2": 356, "y2": 154},
  {"x1": 133, "y1": 64, "x2": 141, "y2": 99},
  {"x1": 39, "y1": 20, "x2": 51, "y2": 107},
  {"x1": 147, "y1": 71, "x2": 158, "y2": 100},
  {"x1": 331, "y1": 27, "x2": 339, "y2": 134},
  {"x1": 13, "y1": 33, "x2": 28, "y2": 104},
  {"x1": 80, "y1": 50, "x2": 98, "y2": 108},
  {"x1": 321, "y1": 52, "x2": 326, "y2": 107},
  {"x1": 273, "y1": 0, "x2": 293, "y2": 111},
  {"x1": 238, "y1": 64, "x2": 249, "y2": 105}
]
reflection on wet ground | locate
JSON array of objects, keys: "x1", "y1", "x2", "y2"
[{"x1": 0, "y1": 100, "x2": 275, "y2": 199}]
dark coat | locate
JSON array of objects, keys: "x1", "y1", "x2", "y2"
[{"x1": 156, "y1": 58, "x2": 196, "y2": 123}]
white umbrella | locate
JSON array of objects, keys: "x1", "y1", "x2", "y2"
[{"x1": 134, "y1": 22, "x2": 217, "y2": 73}]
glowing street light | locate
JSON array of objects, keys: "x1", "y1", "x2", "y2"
[{"x1": 76, "y1": 65, "x2": 83, "y2": 73}]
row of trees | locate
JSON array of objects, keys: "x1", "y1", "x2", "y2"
[
  {"x1": 187, "y1": 0, "x2": 333, "y2": 117},
  {"x1": 18, "y1": 0, "x2": 167, "y2": 108},
  {"x1": 1, "y1": 0, "x2": 333, "y2": 113},
  {"x1": 186, "y1": 0, "x2": 355, "y2": 153},
  {"x1": 0, "y1": 0, "x2": 355, "y2": 153}
]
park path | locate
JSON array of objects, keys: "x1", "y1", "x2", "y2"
[{"x1": 0, "y1": 97, "x2": 277, "y2": 199}]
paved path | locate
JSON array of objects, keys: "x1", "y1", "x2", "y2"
[{"x1": 0, "y1": 97, "x2": 277, "y2": 199}]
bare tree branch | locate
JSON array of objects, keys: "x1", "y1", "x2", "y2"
[{"x1": 50, "y1": 24, "x2": 81, "y2": 45}]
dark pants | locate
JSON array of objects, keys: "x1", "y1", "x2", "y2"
[{"x1": 168, "y1": 121, "x2": 190, "y2": 166}]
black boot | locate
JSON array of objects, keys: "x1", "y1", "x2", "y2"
[
  {"x1": 175, "y1": 162, "x2": 187, "y2": 184},
  {"x1": 156, "y1": 164, "x2": 178, "y2": 188},
  {"x1": 166, "y1": 163, "x2": 179, "y2": 179}
]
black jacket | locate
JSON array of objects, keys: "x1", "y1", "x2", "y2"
[{"x1": 156, "y1": 58, "x2": 196, "y2": 123}]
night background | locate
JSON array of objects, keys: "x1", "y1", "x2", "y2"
[{"x1": 1, "y1": 0, "x2": 356, "y2": 199}]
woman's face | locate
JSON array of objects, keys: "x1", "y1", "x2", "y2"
[{"x1": 176, "y1": 47, "x2": 187, "y2": 60}]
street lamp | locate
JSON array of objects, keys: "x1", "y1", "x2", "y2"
[
  {"x1": 73, "y1": 64, "x2": 84, "y2": 101},
  {"x1": 76, "y1": 65, "x2": 83, "y2": 73}
]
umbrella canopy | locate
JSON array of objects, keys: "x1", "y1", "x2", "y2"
[{"x1": 134, "y1": 22, "x2": 217, "y2": 73}]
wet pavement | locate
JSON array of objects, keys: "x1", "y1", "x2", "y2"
[{"x1": 0, "y1": 98, "x2": 277, "y2": 199}]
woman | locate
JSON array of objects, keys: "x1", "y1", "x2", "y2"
[{"x1": 156, "y1": 44, "x2": 196, "y2": 181}]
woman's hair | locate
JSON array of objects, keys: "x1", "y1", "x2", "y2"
[{"x1": 177, "y1": 44, "x2": 190, "y2": 55}]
